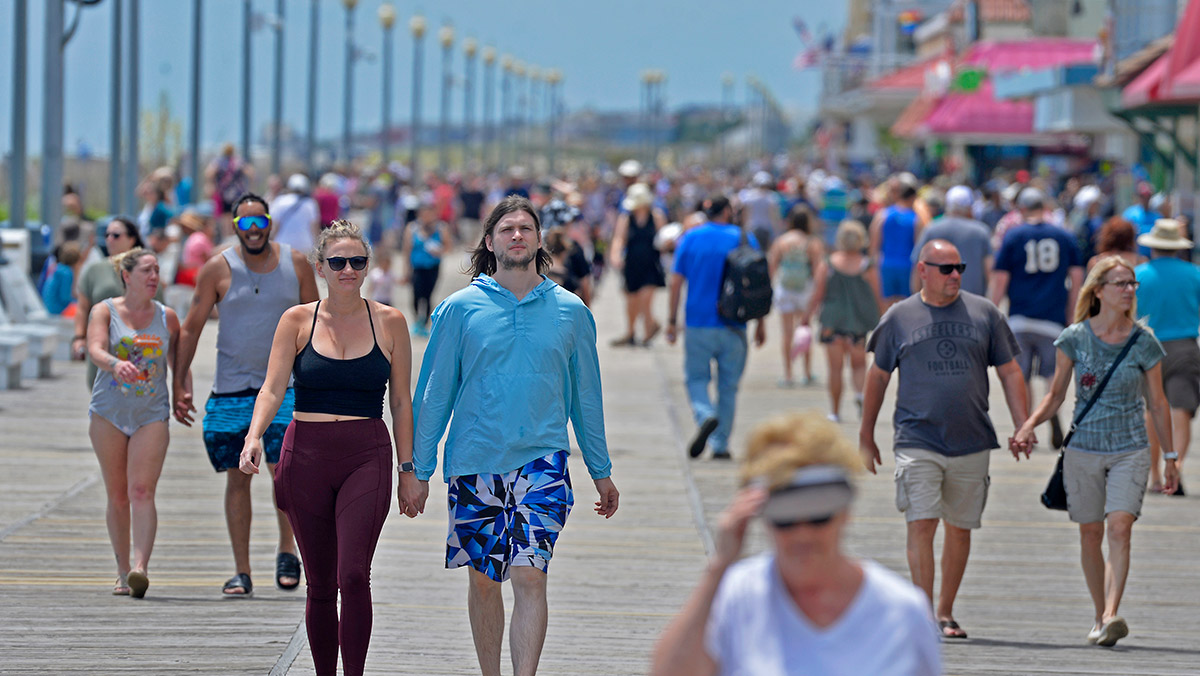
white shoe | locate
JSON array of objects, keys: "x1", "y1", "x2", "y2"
[
  {"x1": 1095, "y1": 616, "x2": 1128, "y2": 647},
  {"x1": 1086, "y1": 623, "x2": 1102, "y2": 645},
  {"x1": 826, "y1": 413, "x2": 840, "y2": 423}
]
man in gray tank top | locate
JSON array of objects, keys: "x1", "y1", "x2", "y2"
[{"x1": 172, "y1": 193, "x2": 319, "y2": 597}]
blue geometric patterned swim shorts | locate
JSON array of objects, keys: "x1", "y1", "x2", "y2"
[{"x1": 446, "y1": 450, "x2": 574, "y2": 583}]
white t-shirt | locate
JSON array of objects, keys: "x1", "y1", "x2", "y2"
[
  {"x1": 705, "y1": 554, "x2": 941, "y2": 676},
  {"x1": 367, "y1": 267, "x2": 396, "y2": 305},
  {"x1": 269, "y1": 193, "x2": 321, "y2": 254}
]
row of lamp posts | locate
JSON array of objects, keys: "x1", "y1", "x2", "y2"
[{"x1": 7, "y1": 0, "x2": 566, "y2": 242}]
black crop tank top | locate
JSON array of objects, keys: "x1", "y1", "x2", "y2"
[{"x1": 292, "y1": 300, "x2": 391, "y2": 418}]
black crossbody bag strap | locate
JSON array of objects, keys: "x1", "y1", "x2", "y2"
[{"x1": 1061, "y1": 327, "x2": 1141, "y2": 449}]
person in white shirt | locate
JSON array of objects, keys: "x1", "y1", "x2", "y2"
[
  {"x1": 652, "y1": 411, "x2": 942, "y2": 676},
  {"x1": 269, "y1": 174, "x2": 321, "y2": 253}
]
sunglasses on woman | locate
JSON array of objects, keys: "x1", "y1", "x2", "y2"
[
  {"x1": 923, "y1": 261, "x2": 967, "y2": 275},
  {"x1": 233, "y1": 214, "x2": 271, "y2": 231},
  {"x1": 326, "y1": 256, "x2": 369, "y2": 271}
]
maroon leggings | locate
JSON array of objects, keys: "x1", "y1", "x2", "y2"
[{"x1": 275, "y1": 419, "x2": 392, "y2": 676}]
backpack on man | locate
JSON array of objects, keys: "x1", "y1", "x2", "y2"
[{"x1": 717, "y1": 230, "x2": 773, "y2": 323}]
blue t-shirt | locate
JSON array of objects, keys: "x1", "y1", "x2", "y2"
[
  {"x1": 1123, "y1": 204, "x2": 1161, "y2": 257},
  {"x1": 994, "y1": 223, "x2": 1082, "y2": 325},
  {"x1": 1136, "y1": 257, "x2": 1200, "y2": 341},
  {"x1": 672, "y1": 222, "x2": 759, "y2": 329},
  {"x1": 880, "y1": 206, "x2": 918, "y2": 270}
]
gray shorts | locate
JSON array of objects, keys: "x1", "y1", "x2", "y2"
[
  {"x1": 1161, "y1": 339, "x2": 1200, "y2": 414},
  {"x1": 893, "y1": 448, "x2": 991, "y2": 530},
  {"x1": 1015, "y1": 331, "x2": 1057, "y2": 380},
  {"x1": 1064, "y1": 447, "x2": 1151, "y2": 523}
]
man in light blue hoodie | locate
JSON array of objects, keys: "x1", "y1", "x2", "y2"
[{"x1": 410, "y1": 195, "x2": 620, "y2": 676}]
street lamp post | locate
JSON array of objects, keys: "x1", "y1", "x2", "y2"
[
  {"x1": 108, "y1": 0, "x2": 121, "y2": 214},
  {"x1": 341, "y1": 0, "x2": 358, "y2": 164},
  {"x1": 270, "y1": 0, "x2": 284, "y2": 176},
  {"x1": 241, "y1": 0, "x2": 250, "y2": 165},
  {"x1": 639, "y1": 70, "x2": 650, "y2": 165},
  {"x1": 482, "y1": 46, "x2": 496, "y2": 170},
  {"x1": 378, "y1": 3, "x2": 396, "y2": 163},
  {"x1": 189, "y1": 0, "x2": 202, "y2": 204},
  {"x1": 409, "y1": 14, "x2": 426, "y2": 181},
  {"x1": 438, "y1": 24, "x2": 454, "y2": 173},
  {"x1": 528, "y1": 66, "x2": 540, "y2": 169},
  {"x1": 462, "y1": 38, "x2": 477, "y2": 170},
  {"x1": 500, "y1": 55, "x2": 513, "y2": 169},
  {"x1": 10, "y1": 0, "x2": 27, "y2": 234},
  {"x1": 720, "y1": 73, "x2": 733, "y2": 168},
  {"x1": 513, "y1": 61, "x2": 526, "y2": 169},
  {"x1": 305, "y1": 0, "x2": 318, "y2": 169},
  {"x1": 545, "y1": 69, "x2": 562, "y2": 176},
  {"x1": 126, "y1": 0, "x2": 140, "y2": 213}
]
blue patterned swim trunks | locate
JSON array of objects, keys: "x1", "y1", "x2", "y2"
[
  {"x1": 446, "y1": 450, "x2": 574, "y2": 583},
  {"x1": 202, "y1": 388, "x2": 294, "y2": 472}
]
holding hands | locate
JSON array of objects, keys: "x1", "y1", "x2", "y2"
[
  {"x1": 1010, "y1": 423, "x2": 1038, "y2": 460},
  {"x1": 397, "y1": 474, "x2": 428, "y2": 519}
]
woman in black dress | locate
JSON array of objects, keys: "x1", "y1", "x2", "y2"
[{"x1": 609, "y1": 183, "x2": 666, "y2": 346}]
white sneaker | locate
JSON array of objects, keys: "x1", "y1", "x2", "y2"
[
  {"x1": 827, "y1": 413, "x2": 840, "y2": 423},
  {"x1": 1095, "y1": 616, "x2": 1128, "y2": 647}
]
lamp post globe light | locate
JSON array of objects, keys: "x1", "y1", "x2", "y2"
[
  {"x1": 438, "y1": 23, "x2": 454, "y2": 172},
  {"x1": 409, "y1": 14, "x2": 426, "y2": 182},
  {"x1": 482, "y1": 45, "x2": 496, "y2": 169},
  {"x1": 462, "y1": 37, "x2": 477, "y2": 169},
  {"x1": 341, "y1": 0, "x2": 359, "y2": 163},
  {"x1": 378, "y1": 3, "x2": 396, "y2": 163}
]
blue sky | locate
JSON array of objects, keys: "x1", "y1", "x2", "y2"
[{"x1": 0, "y1": 0, "x2": 847, "y2": 159}]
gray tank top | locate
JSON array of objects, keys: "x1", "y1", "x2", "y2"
[
  {"x1": 89, "y1": 299, "x2": 171, "y2": 429},
  {"x1": 214, "y1": 243, "x2": 299, "y2": 393}
]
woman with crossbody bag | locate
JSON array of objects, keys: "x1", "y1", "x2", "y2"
[{"x1": 1014, "y1": 256, "x2": 1179, "y2": 647}]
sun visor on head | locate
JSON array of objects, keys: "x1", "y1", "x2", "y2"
[{"x1": 760, "y1": 465, "x2": 854, "y2": 523}]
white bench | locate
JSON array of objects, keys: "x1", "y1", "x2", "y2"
[
  {"x1": 0, "y1": 333, "x2": 29, "y2": 389},
  {"x1": 0, "y1": 263, "x2": 59, "y2": 379}
]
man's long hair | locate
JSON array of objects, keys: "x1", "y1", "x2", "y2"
[{"x1": 467, "y1": 195, "x2": 552, "y2": 278}]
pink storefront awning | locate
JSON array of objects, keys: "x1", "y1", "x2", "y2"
[
  {"x1": 1122, "y1": 54, "x2": 1170, "y2": 108},
  {"x1": 1121, "y1": 0, "x2": 1200, "y2": 104},
  {"x1": 895, "y1": 39, "x2": 1098, "y2": 139}
]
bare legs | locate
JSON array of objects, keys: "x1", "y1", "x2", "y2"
[
  {"x1": 824, "y1": 336, "x2": 866, "y2": 419},
  {"x1": 467, "y1": 567, "x2": 549, "y2": 676},
  {"x1": 89, "y1": 417, "x2": 169, "y2": 584},
  {"x1": 224, "y1": 462, "x2": 297, "y2": 592},
  {"x1": 905, "y1": 519, "x2": 971, "y2": 627},
  {"x1": 1079, "y1": 512, "x2": 1136, "y2": 624},
  {"x1": 620, "y1": 287, "x2": 659, "y2": 344}
]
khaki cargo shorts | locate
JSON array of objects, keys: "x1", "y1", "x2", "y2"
[
  {"x1": 1063, "y1": 447, "x2": 1151, "y2": 524},
  {"x1": 894, "y1": 447, "x2": 991, "y2": 529}
]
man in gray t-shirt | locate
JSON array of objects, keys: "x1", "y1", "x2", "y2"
[
  {"x1": 859, "y1": 239, "x2": 1030, "y2": 640},
  {"x1": 910, "y1": 186, "x2": 992, "y2": 297}
]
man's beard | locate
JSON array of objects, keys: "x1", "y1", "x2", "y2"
[
  {"x1": 239, "y1": 231, "x2": 269, "y2": 256},
  {"x1": 496, "y1": 246, "x2": 536, "y2": 271}
]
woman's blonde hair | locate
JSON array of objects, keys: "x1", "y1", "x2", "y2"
[
  {"x1": 1074, "y1": 255, "x2": 1137, "y2": 323},
  {"x1": 835, "y1": 219, "x2": 868, "y2": 253},
  {"x1": 310, "y1": 219, "x2": 371, "y2": 265},
  {"x1": 740, "y1": 411, "x2": 860, "y2": 490},
  {"x1": 112, "y1": 247, "x2": 156, "y2": 288}
]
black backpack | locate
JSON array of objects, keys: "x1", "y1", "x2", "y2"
[{"x1": 717, "y1": 230, "x2": 773, "y2": 323}]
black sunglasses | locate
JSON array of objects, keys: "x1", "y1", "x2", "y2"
[
  {"x1": 770, "y1": 513, "x2": 836, "y2": 529},
  {"x1": 922, "y1": 261, "x2": 967, "y2": 275},
  {"x1": 326, "y1": 256, "x2": 369, "y2": 271}
]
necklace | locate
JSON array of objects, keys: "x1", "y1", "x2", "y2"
[{"x1": 243, "y1": 251, "x2": 273, "y2": 294}]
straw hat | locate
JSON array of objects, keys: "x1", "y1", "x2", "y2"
[
  {"x1": 622, "y1": 183, "x2": 654, "y2": 211},
  {"x1": 1137, "y1": 219, "x2": 1193, "y2": 250}
]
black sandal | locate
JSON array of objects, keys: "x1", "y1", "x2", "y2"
[
  {"x1": 222, "y1": 573, "x2": 253, "y2": 598},
  {"x1": 276, "y1": 553, "x2": 301, "y2": 591}
]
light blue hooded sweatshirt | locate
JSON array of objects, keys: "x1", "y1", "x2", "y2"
[{"x1": 412, "y1": 274, "x2": 611, "y2": 482}]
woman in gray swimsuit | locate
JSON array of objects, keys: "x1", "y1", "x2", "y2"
[{"x1": 85, "y1": 248, "x2": 182, "y2": 598}]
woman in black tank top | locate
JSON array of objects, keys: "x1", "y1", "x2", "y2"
[{"x1": 237, "y1": 221, "x2": 421, "y2": 676}]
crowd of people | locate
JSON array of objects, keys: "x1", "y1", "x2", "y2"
[{"x1": 21, "y1": 148, "x2": 1197, "y2": 674}]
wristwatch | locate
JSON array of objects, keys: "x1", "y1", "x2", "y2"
[
  {"x1": 398, "y1": 461, "x2": 416, "y2": 473},
  {"x1": 1163, "y1": 452, "x2": 1179, "y2": 462}
]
